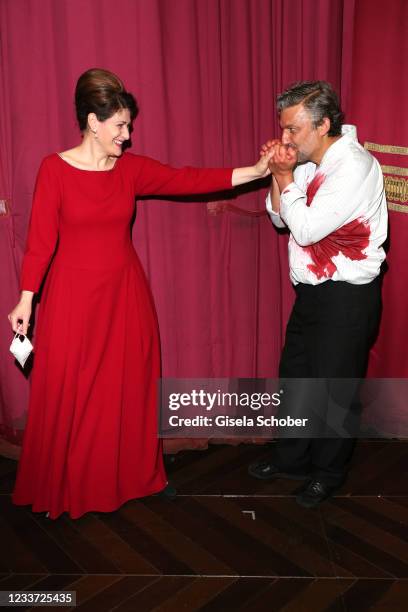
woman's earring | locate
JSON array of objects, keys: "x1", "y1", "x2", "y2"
[{"x1": 93, "y1": 130, "x2": 98, "y2": 139}]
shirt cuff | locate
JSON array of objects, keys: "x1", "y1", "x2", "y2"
[{"x1": 265, "y1": 192, "x2": 286, "y2": 228}]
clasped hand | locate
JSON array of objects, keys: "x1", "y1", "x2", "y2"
[{"x1": 260, "y1": 139, "x2": 297, "y2": 178}]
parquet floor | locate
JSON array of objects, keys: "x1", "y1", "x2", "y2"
[{"x1": 1, "y1": 440, "x2": 407, "y2": 611}]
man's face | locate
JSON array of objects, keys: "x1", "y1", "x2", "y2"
[{"x1": 279, "y1": 103, "x2": 322, "y2": 163}]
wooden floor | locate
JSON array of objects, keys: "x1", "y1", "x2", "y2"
[{"x1": 1, "y1": 440, "x2": 407, "y2": 611}]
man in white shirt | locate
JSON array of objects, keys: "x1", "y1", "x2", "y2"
[{"x1": 248, "y1": 81, "x2": 388, "y2": 508}]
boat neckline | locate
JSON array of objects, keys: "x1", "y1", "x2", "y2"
[{"x1": 56, "y1": 152, "x2": 120, "y2": 172}]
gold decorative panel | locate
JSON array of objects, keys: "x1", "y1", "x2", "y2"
[{"x1": 364, "y1": 142, "x2": 408, "y2": 213}]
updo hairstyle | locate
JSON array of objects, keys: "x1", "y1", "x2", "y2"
[{"x1": 75, "y1": 68, "x2": 138, "y2": 131}]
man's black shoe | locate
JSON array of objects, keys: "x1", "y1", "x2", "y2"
[
  {"x1": 248, "y1": 460, "x2": 310, "y2": 481},
  {"x1": 295, "y1": 479, "x2": 336, "y2": 508}
]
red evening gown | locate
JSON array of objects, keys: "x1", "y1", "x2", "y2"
[{"x1": 12, "y1": 152, "x2": 232, "y2": 519}]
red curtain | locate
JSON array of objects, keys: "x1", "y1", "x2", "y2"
[
  {"x1": 0, "y1": 14, "x2": 30, "y2": 455},
  {"x1": 0, "y1": 0, "x2": 354, "y2": 451},
  {"x1": 347, "y1": 0, "x2": 408, "y2": 435}
]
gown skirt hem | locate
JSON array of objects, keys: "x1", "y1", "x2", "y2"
[{"x1": 12, "y1": 479, "x2": 167, "y2": 520}]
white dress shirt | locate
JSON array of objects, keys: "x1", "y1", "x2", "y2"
[{"x1": 266, "y1": 125, "x2": 388, "y2": 285}]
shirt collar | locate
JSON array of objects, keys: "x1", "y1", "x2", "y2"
[{"x1": 319, "y1": 124, "x2": 358, "y2": 167}]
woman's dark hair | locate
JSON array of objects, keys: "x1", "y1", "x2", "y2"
[
  {"x1": 277, "y1": 81, "x2": 344, "y2": 136},
  {"x1": 75, "y1": 68, "x2": 138, "y2": 131}
]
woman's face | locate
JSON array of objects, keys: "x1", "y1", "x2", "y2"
[{"x1": 93, "y1": 108, "x2": 131, "y2": 157}]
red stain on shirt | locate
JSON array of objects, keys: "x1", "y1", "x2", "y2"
[
  {"x1": 304, "y1": 218, "x2": 371, "y2": 280},
  {"x1": 306, "y1": 173, "x2": 326, "y2": 206}
]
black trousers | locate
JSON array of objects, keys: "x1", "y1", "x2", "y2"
[{"x1": 271, "y1": 278, "x2": 381, "y2": 487}]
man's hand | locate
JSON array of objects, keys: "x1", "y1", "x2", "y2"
[
  {"x1": 268, "y1": 143, "x2": 297, "y2": 176},
  {"x1": 267, "y1": 142, "x2": 297, "y2": 192},
  {"x1": 259, "y1": 139, "x2": 281, "y2": 158},
  {"x1": 254, "y1": 139, "x2": 290, "y2": 178}
]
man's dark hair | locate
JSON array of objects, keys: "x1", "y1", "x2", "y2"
[{"x1": 277, "y1": 81, "x2": 344, "y2": 136}]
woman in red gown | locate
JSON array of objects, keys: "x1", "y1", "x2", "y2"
[{"x1": 8, "y1": 69, "x2": 272, "y2": 519}]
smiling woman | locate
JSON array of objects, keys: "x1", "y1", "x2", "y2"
[
  {"x1": 7, "y1": 68, "x2": 272, "y2": 519},
  {"x1": 60, "y1": 68, "x2": 137, "y2": 170}
]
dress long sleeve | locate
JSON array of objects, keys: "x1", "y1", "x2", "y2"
[
  {"x1": 20, "y1": 157, "x2": 61, "y2": 292},
  {"x1": 127, "y1": 154, "x2": 233, "y2": 196}
]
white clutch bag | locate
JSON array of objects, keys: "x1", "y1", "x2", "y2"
[{"x1": 10, "y1": 333, "x2": 33, "y2": 367}]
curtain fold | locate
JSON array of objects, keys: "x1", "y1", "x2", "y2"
[
  {"x1": 0, "y1": 9, "x2": 30, "y2": 454},
  {"x1": 347, "y1": 0, "x2": 408, "y2": 435}
]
